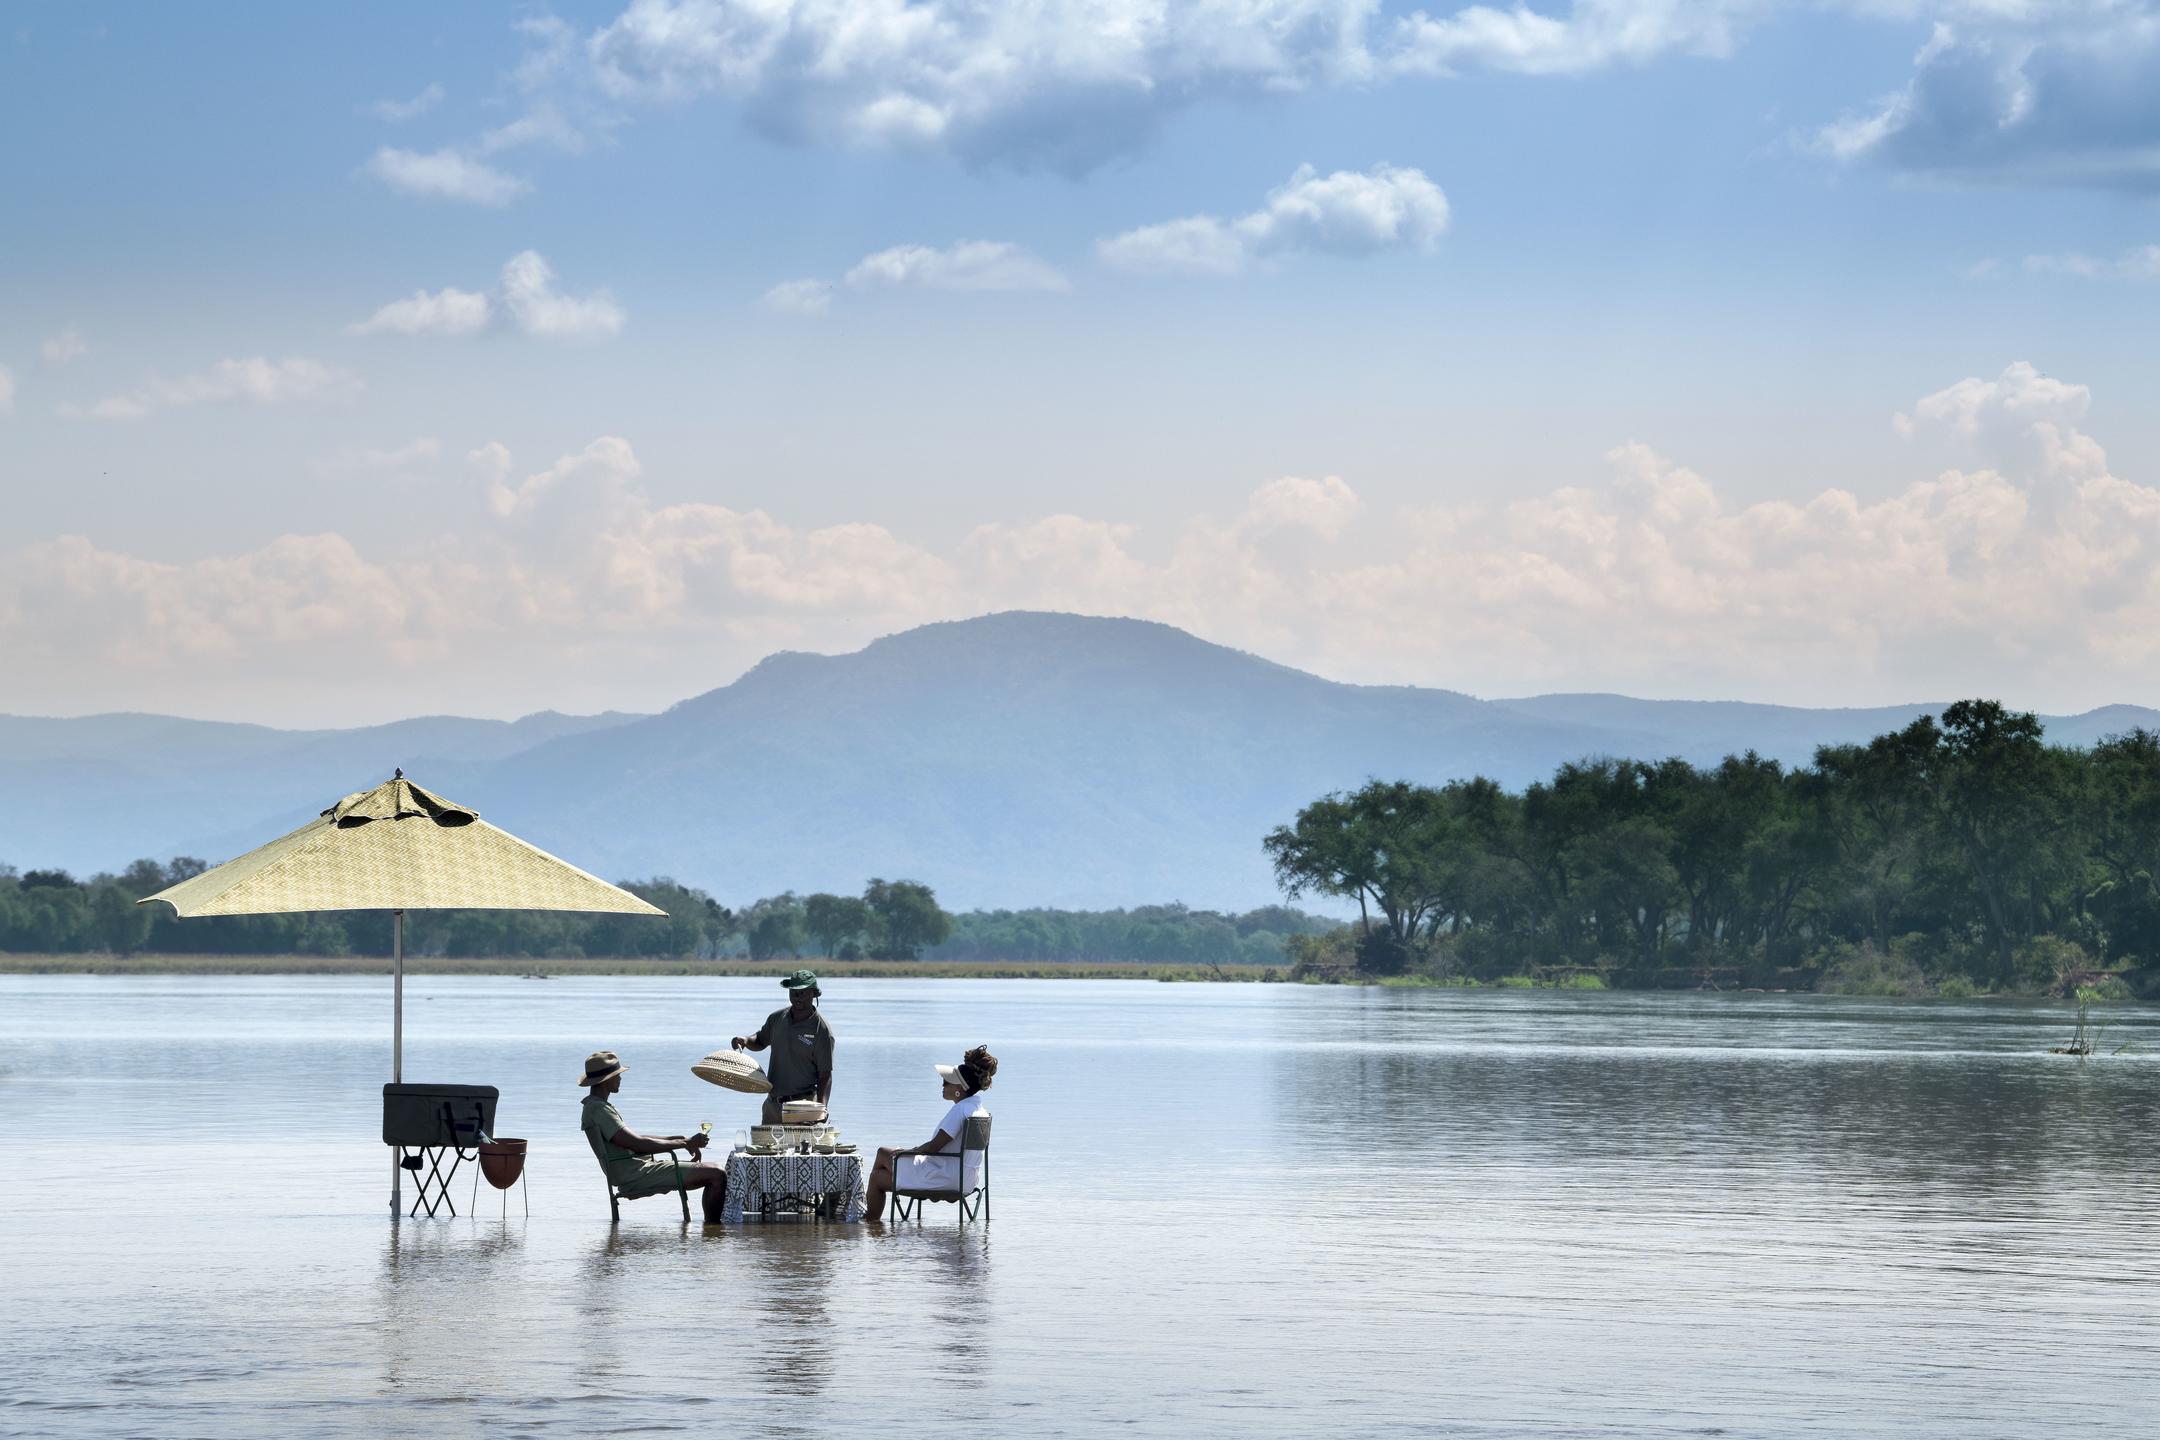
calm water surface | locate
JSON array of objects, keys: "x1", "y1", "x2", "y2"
[{"x1": 4, "y1": 976, "x2": 2158, "y2": 1437}]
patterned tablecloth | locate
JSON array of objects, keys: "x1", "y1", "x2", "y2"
[{"x1": 722, "y1": 1149, "x2": 866, "y2": 1223}]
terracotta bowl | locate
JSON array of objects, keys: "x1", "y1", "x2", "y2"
[{"x1": 478, "y1": 1138, "x2": 527, "y2": 1189}]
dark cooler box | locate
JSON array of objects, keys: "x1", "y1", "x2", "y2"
[{"x1": 383, "y1": 1083, "x2": 498, "y2": 1149}]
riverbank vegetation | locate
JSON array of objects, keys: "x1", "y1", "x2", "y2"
[
  {"x1": 0, "y1": 862, "x2": 1333, "y2": 972},
  {"x1": 0, "y1": 952, "x2": 1291, "y2": 981},
  {"x1": 1266, "y1": 700, "x2": 2160, "y2": 996}
]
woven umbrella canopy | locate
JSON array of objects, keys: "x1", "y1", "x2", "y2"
[{"x1": 138, "y1": 771, "x2": 665, "y2": 1216}]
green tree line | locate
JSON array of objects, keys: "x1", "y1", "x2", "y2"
[
  {"x1": 0, "y1": 863, "x2": 1332, "y2": 967},
  {"x1": 1265, "y1": 700, "x2": 2160, "y2": 995}
]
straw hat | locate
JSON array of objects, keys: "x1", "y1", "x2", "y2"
[
  {"x1": 578, "y1": 1050, "x2": 626, "y2": 1087},
  {"x1": 692, "y1": 1049, "x2": 774, "y2": 1094}
]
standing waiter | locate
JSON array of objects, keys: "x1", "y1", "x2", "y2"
[{"x1": 733, "y1": 969, "x2": 836, "y2": 1124}]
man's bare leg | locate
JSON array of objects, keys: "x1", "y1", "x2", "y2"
[{"x1": 685, "y1": 1164, "x2": 727, "y2": 1223}]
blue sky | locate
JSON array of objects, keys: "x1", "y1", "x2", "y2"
[{"x1": 4, "y1": 1, "x2": 2159, "y2": 724}]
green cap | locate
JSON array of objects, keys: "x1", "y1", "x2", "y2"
[{"x1": 781, "y1": 969, "x2": 820, "y2": 991}]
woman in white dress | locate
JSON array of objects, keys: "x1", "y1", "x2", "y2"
[{"x1": 864, "y1": 1045, "x2": 996, "y2": 1221}]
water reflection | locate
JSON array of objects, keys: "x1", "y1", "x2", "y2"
[
  {"x1": 11, "y1": 978, "x2": 2160, "y2": 1438},
  {"x1": 726, "y1": 1224, "x2": 848, "y2": 1397}
]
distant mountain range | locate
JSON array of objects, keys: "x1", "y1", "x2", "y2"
[{"x1": 7, "y1": 612, "x2": 2155, "y2": 909}]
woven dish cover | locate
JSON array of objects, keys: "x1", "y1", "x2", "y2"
[{"x1": 693, "y1": 1051, "x2": 774, "y2": 1093}]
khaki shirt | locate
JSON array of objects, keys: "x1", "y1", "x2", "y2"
[{"x1": 753, "y1": 1006, "x2": 835, "y2": 1100}]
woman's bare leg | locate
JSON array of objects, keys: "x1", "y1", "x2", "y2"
[{"x1": 865, "y1": 1146, "x2": 898, "y2": 1220}]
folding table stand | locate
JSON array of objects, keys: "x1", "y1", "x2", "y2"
[{"x1": 383, "y1": 1083, "x2": 499, "y2": 1219}]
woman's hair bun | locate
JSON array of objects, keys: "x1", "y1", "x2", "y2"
[{"x1": 961, "y1": 1044, "x2": 998, "y2": 1088}]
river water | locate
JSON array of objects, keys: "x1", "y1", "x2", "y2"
[{"x1": 4, "y1": 975, "x2": 2158, "y2": 1437}]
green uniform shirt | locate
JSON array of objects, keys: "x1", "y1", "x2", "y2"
[
  {"x1": 580, "y1": 1094, "x2": 640, "y2": 1179},
  {"x1": 753, "y1": 1006, "x2": 835, "y2": 1100},
  {"x1": 582, "y1": 1093, "x2": 688, "y2": 1197}
]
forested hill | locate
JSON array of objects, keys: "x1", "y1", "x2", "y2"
[{"x1": 6, "y1": 612, "x2": 2156, "y2": 909}]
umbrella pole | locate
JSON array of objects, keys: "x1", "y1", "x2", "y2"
[{"x1": 390, "y1": 908, "x2": 404, "y2": 1221}]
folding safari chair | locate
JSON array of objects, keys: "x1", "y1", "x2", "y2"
[
  {"x1": 893, "y1": 1115, "x2": 991, "y2": 1224},
  {"x1": 600, "y1": 1153, "x2": 692, "y2": 1224}
]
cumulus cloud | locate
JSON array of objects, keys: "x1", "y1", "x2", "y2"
[
  {"x1": 1387, "y1": 0, "x2": 1762, "y2": 77},
  {"x1": 366, "y1": 146, "x2": 530, "y2": 205},
  {"x1": 15, "y1": 362, "x2": 2160, "y2": 718},
  {"x1": 585, "y1": 0, "x2": 1379, "y2": 173},
  {"x1": 370, "y1": 82, "x2": 445, "y2": 122},
  {"x1": 59, "y1": 357, "x2": 359, "y2": 422},
  {"x1": 499, "y1": 250, "x2": 626, "y2": 338},
  {"x1": 40, "y1": 327, "x2": 87, "y2": 367},
  {"x1": 763, "y1": 241, "x2": 1068, "y2": 317},
  {"x1": 348, "y1": 253, "x2": 621, "y2": 340},
  {"x1": 762, "y1": 279, "x2": 834, "y2": 316},
  {"x1": 1816, "y1": 13, "x2": 2160, "y2": 190},
  {"x1": 1101, "y1": 163, "x2": 1449, "y2": 276},
  {"x1": 348, "y1": 287, "x2": 493, "y2": 337},
  {"x1": 844, "y1": 241, "x2": 1070, "y2": 292},
  {"x1": 347, "y1": 2, "x2": 2151, "y2": 188}
]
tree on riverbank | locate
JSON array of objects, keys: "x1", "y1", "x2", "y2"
[{"x1": 1266, "y1": 702, "x2": 2160, "y2": 995}]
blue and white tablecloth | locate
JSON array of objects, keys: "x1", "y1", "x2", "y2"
[{"x1": 721, "y1": 1149, "x2": 866, "y2": 1223}]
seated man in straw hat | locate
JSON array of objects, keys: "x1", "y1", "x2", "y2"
[{"x1": 577, "y1": 1050, "x2": 727, "y2": 1222}]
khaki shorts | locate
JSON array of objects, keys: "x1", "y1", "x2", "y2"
[{"x1": 612, "y1": 1157, "x2": 691, "y2": 1198}]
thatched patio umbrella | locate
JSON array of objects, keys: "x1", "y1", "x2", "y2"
[{"x1": 138, "y1": 771, "x2": 664, "y2": 1216}]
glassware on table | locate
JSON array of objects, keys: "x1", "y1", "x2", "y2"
[{"x1": 735, "y1": 1128, "x2": 750, "y2": 1153}]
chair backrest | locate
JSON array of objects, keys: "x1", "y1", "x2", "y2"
[{"x1": 960, "y1": 1114, "x2": 991, "y2": 1194}]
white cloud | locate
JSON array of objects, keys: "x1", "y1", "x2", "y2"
[
  {"x1": 348, "y1": 253, "x2": 621, "y2": 340},
  {"x1": 40, "y1": 327, "x2": 87, "y2": 367},
  {"x1": 763, "y1": 279, "x2": 834, "y2": 316},
  {"x1": 0, "y1": 365, "x2": 14, "y2": 416},
  {"x1": 16, "y1": 363, "x2": 2160, "y2": 719},
  {"x1": 1241, "y1": 475, "x2": 1361, "y2": 539},
  {"x1": 1814, "y1": 13, "x2": 2160, "y2": 189},
  {"x1": 499, "y1": 250, "x2": 626, "y2": 339},
  {"x1": 765, "y1": 241, "x2": 1067, "y2": 316},
  {"x1": 1101, "y1": 164, "x2": 1449, "y2": 276},
  {"x1": 585, "y1": 0, "x2": 1380, "y2": 173},
  {"x1": 370, "y1": 82, "x2": 445, "y2": 122},
  {"x1": 1388, "y1": 0, "x2": 1762, "y2": 77},
  {"x1": 2024, "y1": 245, "x2": 2160, "y2": 279},
  {"x1": 844, "y1": 241, "x2": 1070, "y2": 293},
  {"x1": 1096, "y1": 217, "x2": 1250, "y2": 277},
  {"x1": 478, "y1": 102, "x2": 589, "y2": 156},
  {"x1": 310, "y1": 438, "x2": 442, "y2": 479},
  {"x1": 347, "y1": 287, "x2": 494, "y2": 337},
  {"x1": 547, "y1": 2, "x2": 2160, "y2": 188},
  {"x1": 59, "y1": 357, "x2": 360, "y2": 422},
  {"x1": 1894, "y1": 360, "x2": 2088, "y2": 444},
  {"x1": 366, "y1": 146, "x2": 530, "y2": 205}
]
